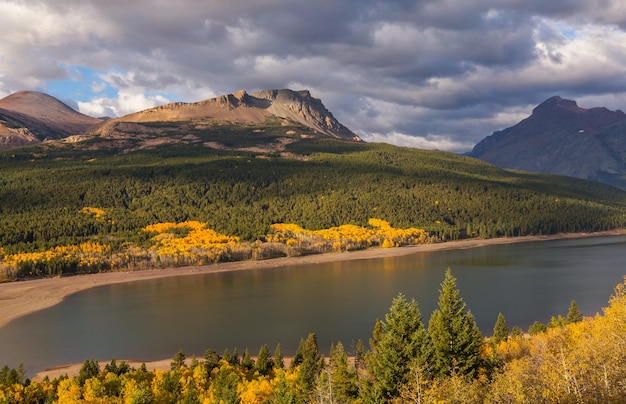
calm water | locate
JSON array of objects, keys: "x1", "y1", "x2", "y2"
[{"x1": 1, "y1": 235, "x2": 625, "y2": 374}]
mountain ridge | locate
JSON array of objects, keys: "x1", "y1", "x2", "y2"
[
  {"x1": 469, "y1": 96, "x2": 626, "y2": 189},
  {"x1": 91, "y1": 88, "x2": 360, "y2": 142}
]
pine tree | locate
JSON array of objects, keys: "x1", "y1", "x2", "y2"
[
  {"x1": 242, "y1": 348, "x2": 254, "y2": 370},
  {"x1": 492, "y1": 312, "x2": 509, "y2": 345},
  {"x1": 295, "y1": 333, "x2": 324, "y2": 399},
  {"x1": 510, "y1": 326, "x2": 523, "y2": 339},
  {"x1": 255, "y1": 344, "x2": 273, "y2": 376},
  {"x1": 171, "y1": 349, "x2": 186, "y2": 370},
  {"x1": 211, "y1": 365, "x2": 241, "y2": 404},
  {"x1": 528, "y1": 320, "x2": 547, "y2": 335},
  {"x1": 354, "y1": 339, "x2": 366, "y2": 371},
  {"x1": 274, "y1": 343, "x2": 285, "y2": 369},
  {"x1": 428, "y1": 268, "x2": 483, "y2": 378},
  {"x1": 78, "y1": 359, "x2": 100, "y2": 386},
  {"x1": 366, "y1": 293, "x2": 429, "y2": 401},
  {"x1": 328, "y1": 341, "x2": 359, "y2": 401},
  {"x1": 566, "y1": 300, "x2": 583, "y2": 323},
  {"x1": 204, "y1": 349, "x2": 220, "y2": 373}
]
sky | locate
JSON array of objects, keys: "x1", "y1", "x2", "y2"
[{"x1": 1, "y1": 1, "x2": 626, "y2": 153}]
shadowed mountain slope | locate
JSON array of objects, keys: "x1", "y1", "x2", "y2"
[
  {"x1": 469, "y1": 96, "x2": 626, "y2": 189},
  {"x1": 0, "y1": 91, "x2": 102, "y2": 149}
]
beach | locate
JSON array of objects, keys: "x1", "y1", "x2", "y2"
[{"x1": 0, "y1": 230, "x2": 623, "y2": 379}]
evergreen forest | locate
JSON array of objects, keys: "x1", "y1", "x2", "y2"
[{"x1": 1, "y1": 126, "x2": 626, "y2": 279}]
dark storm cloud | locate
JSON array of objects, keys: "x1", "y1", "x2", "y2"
[{"x1": 1, "y1": 0, "x2": 626, "y2": 151}]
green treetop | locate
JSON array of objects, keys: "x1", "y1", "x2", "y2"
[
  {"x1": 366, "y1": 293, "x2": 429, "y2": 401},
  {"x1": 492, "y1": 312, "x2": 509, "y2": 345},
  {"x1": 428, "y1": 268, "x2": 483, "y2": 378},
  {"x1": 567, "y1": 300, "x2": 584, "y2": 323}
]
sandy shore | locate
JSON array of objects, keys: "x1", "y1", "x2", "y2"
[{"x1": 1, "y1": 230, "x2": 623, "y2": 380}]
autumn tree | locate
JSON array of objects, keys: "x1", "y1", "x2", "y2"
[
  {"x1": 428, "y1": 269, "x2": 483, "y2": 378},
  {"x1": 365, "y1": 293, "x2": 429, "y2": 401}
]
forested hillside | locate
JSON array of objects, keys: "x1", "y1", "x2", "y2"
[{"x1": 1, "y1": 128, "x2": 626, "y2": 278}]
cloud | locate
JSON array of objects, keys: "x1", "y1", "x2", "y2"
[{"x1": 1, "y1": 0, "x2": 626, "y2": 150}]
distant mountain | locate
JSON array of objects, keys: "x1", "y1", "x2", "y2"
[
  {"x1": 0, "y1": 91, "x2": 102, "y2": 149},
  {"x1": 82, "y1": 89, "x2": 361, "y2": 150},
  {"x1": 469, "y1": 96, "x2": 626, "y2": 189}
]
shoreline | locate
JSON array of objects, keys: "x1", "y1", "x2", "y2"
[
  {"x1": 2, "y1": 230, "x2": 625, "y2": 332},
  {"x1": 1, "y1": 230, "x2": 624, "y2": 379}
]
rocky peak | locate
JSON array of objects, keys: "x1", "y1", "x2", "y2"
[
  {"x1": 532, "y1": 96, "x2": 587, "y2": 115},
  {"x1": 251, "y1": 89, "x2": 361, "y2": 141}
]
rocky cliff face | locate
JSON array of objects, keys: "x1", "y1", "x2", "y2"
[
  {"x1": 250, "y1": 89, "x2": 360, "y2": 141},
  {"x1": 469, "y1": 96, "x2": 626, "y2": 189}
]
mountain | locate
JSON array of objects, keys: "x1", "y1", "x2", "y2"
[
  {"x1": 78, "y1": 89, "x2": 361, "y2": 151},
  {"x1": 469, "y1": 96, "x2": 626, "y2": 189},
  {"x1": 0, "y1": 91, "x2": 103, "y2": 149},
  {"x1": 0, "y1": 89, "x2": 360, "y2": 151}
]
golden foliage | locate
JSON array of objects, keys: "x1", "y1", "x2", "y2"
[
  {"x1": 488, "y1": 277, "x2": 626, "y2": 402},
  {"x1": 268, "y1": 218, "x2": 429, "y2": 253},
  {"x1": 80, "y1": 207, "x2": 107, "y2": 220},
  {"x1": 143, "y1": 221, "x2": 240, "y2": 264}
]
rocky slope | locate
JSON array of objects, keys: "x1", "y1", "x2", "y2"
[
  {"x1": 0, "y1": 91, "x2": 102, "y2": 149},
  {"x1": 90, "y1": 89, "x2": 361, "y2": 142},
  {"x1": 469, "y1": 96, "x2": 626, "y2": 189}
]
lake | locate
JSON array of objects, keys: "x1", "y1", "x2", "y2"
[{"x1": 1, "y1": 235, "x2": 625, "y2": 374}]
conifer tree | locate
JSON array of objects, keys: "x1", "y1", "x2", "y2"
[
  {"x1": 528, "y1": 320, "x2": 548, "y2": 335},
  {"x1": 204, "y1": 349, "x2": 220, "y2": 373},
  {"x1": 354, "y1": 339, "x2": 366, "y2": 371},
  {"x1": 366, "y1": 293, "x2": 429, "y2": 401},
  {"x1": 274, "y1": 343, "x2": 285, "y2": 369},
  {"x1": 492, "y1": 312, "x2": 509, "y2": 345},
  {"x1": 295, "y1": 333, "x2": 324, "y2": 397},
  {"x1": 566, "y1": 299, "x2": 583, "y2": 323},
  {"x1": 242, "y1": 348, "x2": 254, "y2": 370},
  {"x1": 78, "y1": 359, "x2": 100, "y2": 386},
  {"x1": 255, "y1": 344, "x2": 273, "y2": 376},
  {"x1": 171, "y1": 349, "x2": 186, "y2": 370},
  {"x1": 211, "y1": 364, "x2": 241, "y2": 404},
  {"x1": 327, "y1": 341, "x2": 359, "y2": 401},
  {"x1": 428, "y1": 268, "x2": 483, "y2": 378}
]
